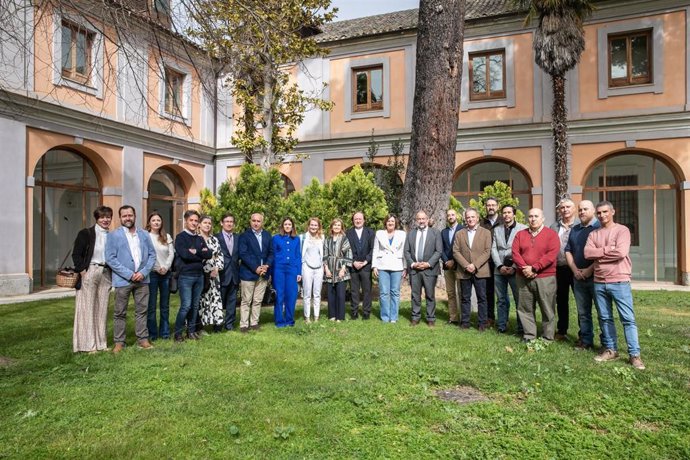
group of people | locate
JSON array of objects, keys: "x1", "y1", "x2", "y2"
[{"x1": 71, "y1": 198, "x2": 645, "y2": 370}]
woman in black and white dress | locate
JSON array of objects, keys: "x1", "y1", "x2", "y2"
[{"x1": 198, "y1": 215, "x2": 225, "y2": 330}]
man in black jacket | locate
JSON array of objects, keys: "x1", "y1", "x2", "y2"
[{"x1": 346, "y1": 211, "x2": 375, "y2": 319}]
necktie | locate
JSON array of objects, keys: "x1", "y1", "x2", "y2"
[{"x1": 416, "y1": 229, "x2": 425, "y2": 261}]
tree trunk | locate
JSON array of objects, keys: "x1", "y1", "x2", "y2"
[
  {"x1": 260, "y1": 67, "x2": 276, "y2": 171},
  {"x1": 551, "y1": 73, "x2": 569, "y2": 203},
  {"x1": 401, "y1": 0, "x2": 466, "y2": 230}
]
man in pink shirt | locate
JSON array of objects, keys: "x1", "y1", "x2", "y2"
[
  {"x1": 584, "y1": 201, "x2": 645, "y2": 370},
  {"x1": 511, "y1": 208, "x2": 560, "y2": 342}
]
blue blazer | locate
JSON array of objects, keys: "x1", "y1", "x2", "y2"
[
  {"x1": 238, "y1": 228, "x2": 274, "y2": 281},
  {"x1": 216, "y1": 231, "x2": 240, "y2": 287},
  {"x1": 441, "y1": 224, "x2": 463, "y2": 264},
  {"x1": 105, "y1": 227, "x2": 156, "y2": 288}
]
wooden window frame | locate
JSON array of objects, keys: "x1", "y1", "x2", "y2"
[
  {"x1": 468, "y1": 49, "x2": 506, "y2": 101},
  {"x1": 164, "y1": 67, "x2": 184, "y2": 115},
  {"x1": 608, "y1": 29, "x2": 652, "y2": 87},
  {"x1": 352, "y1": 65, "x2": 384, "y2": 113},
  {"x1": 61, "y1": 21, "x2": 94, "y2": 85}
]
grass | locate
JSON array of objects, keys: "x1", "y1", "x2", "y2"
[{"x1": 1, "y1": 291, "x2": 689, "y2": 458}]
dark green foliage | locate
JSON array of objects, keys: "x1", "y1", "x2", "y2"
[{"x1": 469, "y1": 181, "x2": 526, "y2": 223}]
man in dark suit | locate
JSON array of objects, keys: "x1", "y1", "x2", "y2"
[
  {"x1": 453, "y1": 208, "x2": 493, "y2": 330},
  {"x1": 346, "y1": 211, "x2": 375, "y2": 319},
  {"x1": 217, "y1": 213, "x2": 240, "y2": 331},
  {"x1": 441, "y1": 208, "x2": 462, "y2": 325},
  {"x1": 238, "y1": 212, "x2": 274, "y2": 332},
  {"x1": 404, "y1": 210, "x2": 443, "y2": 327},
  {"x1": 481, "y1": 197, "x2": 503, "y2": 326}
]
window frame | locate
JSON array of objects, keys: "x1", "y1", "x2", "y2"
[
  {"x1": 607, "y1": 29, "x2": 652, "y2": 88},
  {"x1": 468, "y1": 49, "x2": 506, "y2": 101},
  {"x1": 461, "y1": 38, "x2": 515, "y2": 111},
  {"x1": 352, "y1": 65, "x2": 384, "y2": 113},
  {"x1": 60, "y1": 20, "x2": 94, "y2": 85},
  {"x1": 596, "y1": 17, "x2": 664, "y2": 99},
  {"x1": 158, "y1": 60, "x2": 192, "y2": 125},
  {"x1": 164, "y1": 67, "x2": 184, "y2": 115},
  {"x1": 52, "y1": 14, "x2": 104, "y2": 98},
  {"x1": 343, "y1": 56, "x2": 390, "y2": 121}
]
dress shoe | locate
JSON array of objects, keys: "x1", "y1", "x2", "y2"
[
  {"x1": 555, "y1": 333, "x2": 568, "y2": 342},
  {"x1": 427, "y1": 321, "x2": 435, "y2": 328},
  {"x1": 250, "y1": 324, "x2": 260, "y2": 331},
  {"x1": 410, "y1": 320, "x2": 419, "y2": 327},
  {"x1": 137, "y1": 339, "x2": 154, "y2": 349},
  {"x1": 447, "y1": 320, "x2": 459, "y2": 325},
  {"x1": 497, "y1": 328, "x2": 506, "y2": 333},
  {"x1": 478, "y1": 325, "x2": 486, "y2": 332},
  {"x1": 112, "y1": 343, "x2": 125, "y2": 354},
  {"x1": 487, "y1": 319, "x2": 495, "y2": 327},
  {"x1": 240, "y1": 327, "x2": 249, "y2": 333},
  {"x1": 460, "y1": 324, "x2": 470, "y2": 329},
  {"x1": 174, "y1": 334, "x2": 185, "y2": 343}
]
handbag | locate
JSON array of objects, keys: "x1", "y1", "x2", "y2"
[{"x1": 55, "y1": 250, "x2": 80, "y2": 289}]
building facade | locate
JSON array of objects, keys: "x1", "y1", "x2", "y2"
[{"x1": 1, "y1": 0, "x2": 689, "y2": 294}]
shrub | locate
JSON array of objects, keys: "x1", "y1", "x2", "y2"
[{"x1": 469, "y1": 181, "x2": 526, "y2": 224}]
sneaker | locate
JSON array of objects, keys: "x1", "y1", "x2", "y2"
[
  {"x1": 594, "y1": 349, "x2": 619, "y2": 362},
  {"x1": 629, "y1": 356, "x2": 646, "y2": 370},
  {"x1": 304, "y1": 318, "x2": 311, "y2": 324}
]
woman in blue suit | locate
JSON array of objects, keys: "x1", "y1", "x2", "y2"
[{"x1": 272, "y1": 217, "x2": 302, "y2": 327}]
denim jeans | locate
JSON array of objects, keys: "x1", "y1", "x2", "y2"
[
  {"x1": 573, "y1": 277, "x2": 597, "y2": 346},
  {"x1": 593, "y1": 281, "x2": 641, "y2": 356},
  {"x1": 495, "y1": 273, "x2": 523, "y2": 333},
  {"x1": 175, "y1": 274, "x2": 204, "y2": 337},
  {"x1": 147, "y1": 271, "x2": 171, "y2": 339},
  {"x1": 378, "y1": 270, "x2": 403, "y2": 322}
]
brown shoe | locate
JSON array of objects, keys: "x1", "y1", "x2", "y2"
[
  {"x1": 554, "y1": 333, "x2": 568, "y2": 342},
  {"x1": 138, "y1": 339, "x2": 154, "y2": 349},
  {"x1": 594, "y1": 349, "x2": 619, "y2": 363},
  {"x1": 427, "y1": 321, "x2": 435, "y2": 328},
  {"x1": 112, "y1": 343, "x2": 125, "y2": 354},
  {"x1": 410, "y1": 320, "x2": 419, "y2": 327},
  {"x1": 574, "y1": 339, "x2": 593, "y2": 351},
  {"x1": 629, "y1": 356, "x2": 646, "y2": 370},
  {"x1": 250, "y1": 324, "x2": 260, "y2": 331},
  {"x1": 240, "y1": 327, "x2": 249, "y2": 333}
]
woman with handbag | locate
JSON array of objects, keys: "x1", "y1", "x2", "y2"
[
  {"x1": 323, "y1": 218, "x2": 352, "y2": 322},
  {"x1": 146, "y1": 211, "x2": 175, "y2": 340},
  {"x1": 198, "y1": 215, "x2": 225, "y2": 332},
  {"x1": 71, "y1": 206, "x2": 113, "y2": 353}
]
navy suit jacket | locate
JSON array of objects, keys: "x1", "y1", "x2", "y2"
[
  {"x1": 346, "y1": 226, "x2": 375, "y2": 272},
  {"x1": 441, "y1": 224, "x2": 463, "y2": 265},
  {"x1": 238, "y1": 228, "x2": 274, "y2": 281},
  {"x1": 216, "y1": 231, "x2": 240, "y2": 287}
]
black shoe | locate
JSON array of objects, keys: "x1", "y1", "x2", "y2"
[
  {"x1": 174, "y1": 334, "x2": 184, "y2": 343},
  {"x1": 497, "y1": 328, "x2": 506, "y2": 334},
  {"x1": 447, "y1": 320, "x2": 459, "y2": 325},
  {"x1": 362, "y1": 315, "x2": 370, "y2": 320}
]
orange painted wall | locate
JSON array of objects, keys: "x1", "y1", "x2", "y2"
[
  {"x1": 32, "y1": 5, "x2": 118, "y2": 116},
  {"x1": 579, "y1": 11, "x2": 687, "y2": 113},
  {"x1": 459, "y1": 33, "x2": 535, "y2": 123},
  {"x1": 329, "y1": 50, "x2": 408, "y2": 136}
]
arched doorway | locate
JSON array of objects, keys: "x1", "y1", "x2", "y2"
[
  {"x1": 452, "y1": 160, "x2": 532, "y2": 209},
  {"x1": 281, "y1": 174, "x2": 296, "y2": 197},
  {"x1": 147, "y1": 168, "x2": 187, "y2": 236},
  {"x1": 583, "y1": 152, "x2": 679, "y2": 282},
  {"x1": 32, "y1": 149, "x2": 101, "y2": 288}
]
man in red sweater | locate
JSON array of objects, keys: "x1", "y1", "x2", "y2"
[
  {"x1": 511, "y1": 208, "x2": 560, "y2": 342},
  {"x1": 584, "y1": 201, "x2": 645, "y2": 370}
]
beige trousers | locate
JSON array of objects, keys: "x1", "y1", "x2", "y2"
[
  {"x1": 444, "y1": 268, "x2": 460, "y2": 322},
  {"x1": 73, "y1": 266, "x2": 111, "y2": 352},
  {"x1": 240, "y1": 278, "x2": 268, "y2": 328}
]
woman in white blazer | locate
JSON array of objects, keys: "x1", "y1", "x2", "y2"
[{"x1": 372, "y1": 214, "x2": 407, "y2": 323}]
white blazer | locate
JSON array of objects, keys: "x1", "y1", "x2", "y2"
[{"x1": 372, "y1": 229, "x2": 407, "y2": 271}]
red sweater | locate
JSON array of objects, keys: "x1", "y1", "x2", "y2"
[{"x1": 511, "y1": 227, "x2": 560, "y2": 278}]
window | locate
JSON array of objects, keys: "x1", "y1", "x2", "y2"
[
  {"x1": 352, "y1": 65, "x2": 383, "y2": 112},
  {"x1": 452, "y1": 160, "x2": 531, "y2": 208},
  {"x1": 164, "y1": 67, "x2": 184, "y2": 115},
  {"x1": 469, "y1": 50, "x2": 505, "y2": 100},
  {"x1": 61, "y1": 21, "x2": 94, "y2": 85},
  {"x1": 608, "y1": 30, "x2": 652, "y2": 87}
]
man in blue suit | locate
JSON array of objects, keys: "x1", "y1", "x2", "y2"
[
  {"x1": 105, "y1": 205, "x2": 156, "y2": 353},
  {"x1": 238, "y1": 213, "x2": 274, "y2": 333},
  {"x1": 441, "y1": 208, "x2": 463, "y2": 325},
  {"x1": 217, "y1": 213, "x2": 240, "y2": 331}
]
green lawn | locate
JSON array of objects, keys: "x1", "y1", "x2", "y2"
[{"x1": 1, "y1": 291, "x2": 689, "y2": 459}]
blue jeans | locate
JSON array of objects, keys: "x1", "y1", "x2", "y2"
[
  {"x1": 495, "y1": 273, "x2": 523, "y2": 333},
  {"x1": 147, "y1": 271, "x2": 171, "y2": 339},
  {"x1": 175, "y1": 274, "x2": 204, "y2": 337},
  {"x1": 573, "y1": 277, "x2": 597, "y2": 346},
  {"x1": 593, "y1": 281, "x2": 641, "y2": 356},
  {"x1": 378, "y1": 270, "x2": 403, "y2": 322}
]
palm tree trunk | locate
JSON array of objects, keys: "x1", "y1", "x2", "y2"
[{"x1": 551, "y1": 73, "x2": 569, "y2": 202}]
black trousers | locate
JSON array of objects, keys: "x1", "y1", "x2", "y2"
[
  {"x1": 327, "y1": 281, "x2": 346, "y2": 320},
  {"x1": 460, "y1": 277, "x2": 488, "y2": 327},
  {"x1": 349, "y1": 269, "x2": 372, "y2": 318},
  {"x1": 220, "y1": 282, "x2": 238, "y2": 330},
  {"x1": 556, "y1": 265, "x2": 574, "y2": 335},
  {"x1": 486, "y1": 261, "x2": 496, "y2": 320}
]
